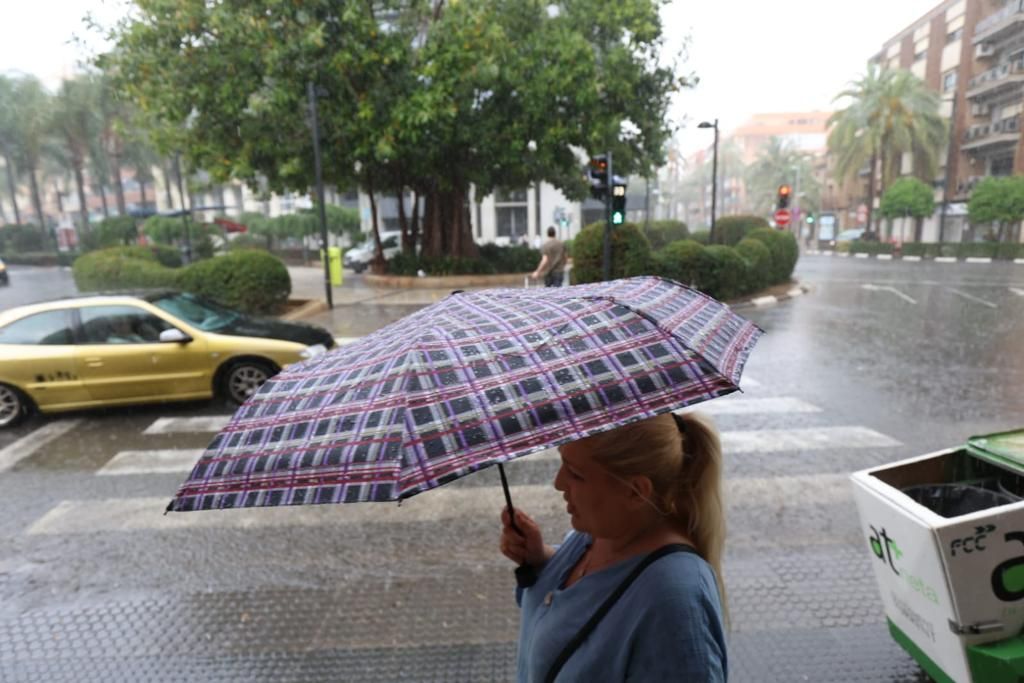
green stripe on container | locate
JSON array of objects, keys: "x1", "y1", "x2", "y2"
[{"x1": 887, "y1": 619, "x2": 955, "y2": 683}]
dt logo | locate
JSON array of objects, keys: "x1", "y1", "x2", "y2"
[{"x1": 869, "y1": 525, "x2": 903, "y2": 575}]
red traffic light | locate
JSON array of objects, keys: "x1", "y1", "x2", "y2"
[
  {"x1": 590, "y1": 156, "x2": 608, "y2": 171},
  {"x1": 778, "y1": 184, "x2": 791, "y2": 196}
]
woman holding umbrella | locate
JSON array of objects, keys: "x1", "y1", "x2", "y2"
[{"x1": 500, "y1": 411, "x2": 728, "y2": 682}]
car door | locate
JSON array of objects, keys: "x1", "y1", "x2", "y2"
[
  {"x1": 74, "y1": 304, "x2": 212, "y2": 403},
  {"x1": 0, "y1": 308, "x2": 89, "y2": 410}
]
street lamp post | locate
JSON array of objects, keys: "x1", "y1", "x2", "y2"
[
  {"x1": 698, "y1": 119, "x2": 718, "y2": 243},
  {"x1": 307, "y1": 81, "x2": 333, "y2": 310}
]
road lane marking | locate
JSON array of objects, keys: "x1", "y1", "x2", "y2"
[
  {"x1": 861, "y1": 283, "x2": 917, "y2": 304},
  {"x1": 0, "y1": 419, "x2": 82, "y2": 473},
  {"x1": 1010, "y1": 288, "x2": 1024, "y2": 297},
  {"x1": 97, "y1": 449, "x2": 205, "y2": 476},
  {"x1": 533, "y1": 425, "x2": 900, "y2": 460},
  {"x1": 946, "y1": 287, "x2": 998, "y2": 309},
  {"x1": 685, "y1": 397, "x2": 821, "y2": 415},
  {"x1": 26, "y1": 473, "x2": 855, "y2": 534},
  {"x1": 143, "y1": 416, "x2": 231, "y2": 434}
]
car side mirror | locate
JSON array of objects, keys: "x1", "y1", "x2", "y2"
[{"x1": 159, "y1": 328, "x2": 192, "y2": 344}]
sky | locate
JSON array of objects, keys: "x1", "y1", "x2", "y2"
[{"x1": 2, "y1": 0, "x2": 942, "y2": 157}]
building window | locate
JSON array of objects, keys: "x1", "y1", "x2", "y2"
[
  {"x1": 992, "y1": 155, "x2": 1014, "y2": 176},
  {"x1": 947, "y1": 28, "x2": 963, "y2": 44},
  {"x1": 943, "y1": 70, "x2": 957, "y2": 92},
  {"x1": 914, "y1": 50, "x2": 928, "y2": 62},
  {"x1": 494, "y1": 187, "x2": 528, "y2": 203},
  {"x1": 495, "y1": 206, "x2": 528, "y2": 238}
]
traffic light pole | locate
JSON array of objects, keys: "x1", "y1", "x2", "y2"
[
  {"x1": 603, "y1": 150, "x2": 613, "y2": 281},
  {"x1": 307, "y1": 81, "x2": 333, "y2": 310}
]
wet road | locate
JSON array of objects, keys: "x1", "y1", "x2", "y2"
[{"x1": 1, "y1": 255, "x2": 1023, "y2": 681}]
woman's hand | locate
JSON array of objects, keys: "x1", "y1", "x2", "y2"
[{"x1": 500, "y1": 507, "x2": 553, "y2": 567}]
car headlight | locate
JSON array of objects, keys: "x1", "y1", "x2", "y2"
[{"x1": 299, "y1": 343, "x2": 327, "y2": 359}]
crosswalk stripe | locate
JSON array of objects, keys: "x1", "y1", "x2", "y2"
[
  {"x1": 142, "y1": 416, "x2": 231, "y2": 434},
  {"x1": 26, "y1": 473, "x2": 854, "y2": 535},
  {"x1": 97, "y1": 449, "x2": 205, "y2": 476},
  {"x1": 0, "y1": 419, "x2": 82, "y2": 473},
  {"x1": 687, "y1": 397, "x2": 819, "y2": 415}
]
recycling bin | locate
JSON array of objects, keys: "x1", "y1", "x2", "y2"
[
  {"x1": 320, "y1": 247, "x2": 343, "y2": 286},
  {"x1": 851, "y1": 429, "x2": 1024, "y2": 683}
]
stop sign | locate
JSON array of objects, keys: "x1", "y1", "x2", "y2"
[{"x1": 774, "y1": 209, "x2": 791, "y2": 226}]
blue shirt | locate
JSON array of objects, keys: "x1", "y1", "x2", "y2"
[{"x1": 516, "y1": 531, "x2": 728, "y2": 682}]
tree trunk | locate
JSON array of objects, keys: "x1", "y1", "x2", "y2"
[
  {"x1": 139, "y1": 174, "x2": 148, "y2": 211},
  {"x1": 420, "y1": 186, "x2": 478, "y2": 260},
  {"x1": 162, "y1": 162, "x2": 175, "y2": 209},
  {"x1": 53, "y1": 181, "x2": 64, "y2": 214},
  {"x1": 914, "y1": 216, "x2": 923, "y2": 243},
  {"x1": 98, "y1": 183, "x2": 110, "y2": 218},
  {"x1": 410, "y1": 190, "x2": 421, "y2": 246},
  {"x1": 73, "y1": 161, "x2": 89, "y2": 232},
  {"x1": 396, "y1": 188, "x2": 411, "y2": 252},
  {"x1": 865, "y1": 151, "x2": 877, "y2": 233},
  {"x1": 27, "y1": 167, "x2": 45, "y2": 235},
  {"x1": 3, "y1": 151, "x2": 20, "y2": 225},
  {"x1": 111, "y1": 140, "x2": 126, "y2": 215},
  {"x1": 368, "y1": 180, "x2": 383, "y2": 273}
]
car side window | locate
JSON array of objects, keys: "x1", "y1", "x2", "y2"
[
  {"x1": 0, "y1": 310, "x2": 74, "y2": 345},
  {"x1": 382, "y1": 236, "x2": 398, "y2": 248},
  {"x1": 80, "y1": 305, "x2": 173, "y2": 345}
]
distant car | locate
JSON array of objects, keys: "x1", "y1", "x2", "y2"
[
  {"x1": 343, "y1": 232, "x2": 402, "y2": 273},
  {"x1": 0, "y1": 291, "x2": 336, "y2": 428},
  {"x1": 0, "y1": 257, "x2": 8, "y2": 285},
  {"x1": 831, "y1": 228, "x2": 865, "y2": 247}
]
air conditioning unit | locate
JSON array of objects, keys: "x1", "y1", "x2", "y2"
[{"x1": 976, "y1": 42, "x2": 995, "y2": 58}]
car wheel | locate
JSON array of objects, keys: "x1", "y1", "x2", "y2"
[
  {"x1": 0, "y1": 384, "x2": 28, "y2": 429},
  {"x1": 222, "y1": 360, "x2": 275, "y2": 405}
]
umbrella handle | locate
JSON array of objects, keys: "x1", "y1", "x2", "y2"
[{"x1": 498, "y1": 463, "x2": 538, "y2": 588}]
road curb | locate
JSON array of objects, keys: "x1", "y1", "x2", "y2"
[
  {"x1": 806, "y1": 252, "x2": 1022, "y2": 264},
  {"x1": 280, "y1": 298, "x2": 329, "y2": 321},
  {"x1": 731, "y1": 284, "x2": 810, "y2": 311}
]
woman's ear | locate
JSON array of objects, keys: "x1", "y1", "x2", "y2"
[{"x1": 629, "y1": 475, "x2": 655, "y2": 503}]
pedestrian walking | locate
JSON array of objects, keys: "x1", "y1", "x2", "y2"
[
  {"x1": 499, "y1": 411, "x2": 728, "y2": 682},
  {"x1": 530, "y1": 226, "x2": 567, "y2": 287}
]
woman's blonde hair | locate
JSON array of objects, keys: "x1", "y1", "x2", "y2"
[{"x1": 581, "y1": 411, "x2": 728, "y2": 625}]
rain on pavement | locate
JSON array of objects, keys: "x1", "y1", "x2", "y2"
[{"x1": 1, "y1": 257, "x2": 1022, "y2": 681}]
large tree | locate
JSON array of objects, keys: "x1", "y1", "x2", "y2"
[
  {"x1": 828, "y1": 65, "x2": 945, "y2": 236},
  {"x1": 51, "y1": 75, "x2": 99, "y2": 232},
  {"x1": 99, "y1": 0, "x2": 687, "y2": 263},
  {"x1": 879, "y1": 176, "x2": 934, "y2": 242},
  {"x1": 745, "y1": 137, "x2": 820, "y2": 217},
  {"x1": 2, "y1": 76, "x2": 52, "y2": 235},
  {"x1": 967, "y1": 176, "x2": 1024, "y2": 243}
]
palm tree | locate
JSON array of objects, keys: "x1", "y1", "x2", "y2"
[
  {"x1": 51, "y1": 75, "x2": 98, "y2": 232},
  {"x1": 828, "y1": 65, "x2": 946, "y2": 235},
  {"x1": 745, "y1": 137, "x2": 821, "y2": 217},
  {"x1": 8, "y1": 76, "x2": 52, "y2": 237},
  {"x1": 0, "y1": 75, "x2": 22, "y2": 225}
]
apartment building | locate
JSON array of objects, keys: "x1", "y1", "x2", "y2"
[{"x1": 870, "y1": 0, "x2": 1024, "y2": 242}]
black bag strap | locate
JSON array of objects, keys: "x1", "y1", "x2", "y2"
[{"x1": 543, "y1": 543, "x2": 697, "y2": 683}]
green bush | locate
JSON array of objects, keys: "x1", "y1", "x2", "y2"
[
  {"x1": 734, "y1": 238, "x2": 773, "y2": 293},
  {"x1": 79, "y1": 216, "x2": 140, "y2": 252},
  {"x1": 387, "y1": 251, "x2": 496, "y2": 276},
  {"x1": 695, "y1": 245, "x2": 746, "y2": 300},
  {"x1": 72, "y1": 247, "x2": 180, "y2": 292},
  {"x1": 901, "y1": 242, "x2": 927, "y2": 257},
  {"x1": 572, "y1": 221, "x2": 652, "y2": 284},
  {"x1": 747, "y1": 228, "x2": 799, "y2": 283},
  {"x1": 1, "y1": 251, "x2": 74, "y2": 266},
  {"x1": 958, "y1": 242, "x2": 998, "y2": 259},
  {"x1": 653, "y1": 239, "x2": 706, "y2": 286},
  {"x1": 995, "y1": 242, "x2": 1024, "y2": 260},
  {"x1": 478, "y1": 243, "x2": 540, "y2": 273},
  {"x1": 0, "y1": 224, "x2": 46, "y2": 253},
  {"x1": 176, "y1": 249, "x2": 291, "y2": 315},
  {"x1": 644, "y1": 220, "x2": 689, "y2": 250},
  {"x1": 689, "y1": 230, "x2": 710, "y2": 245},
  {"x1": 712, "y1": 215, "x2": 770, "y2": 247},
  {"x1": 849, "y1": 241, "x2": 894, "y2": 255}
]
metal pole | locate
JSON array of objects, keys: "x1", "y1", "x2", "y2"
[
  {"x1": 173, "y1": 154, "x2": 192, "y2": 264},
  {"x1": 709, "y1": 120, "x2": 718, "y2": 243},
  {"x1": 939, "y1": 95, "x2": 957, "y2": 244},
  {"x1": 794, "y1": 163, "x2": 801, "y2": 239},
  {"x1": 644, "y1": 175, "x2": 651, "y2": 231},
  {"x1": 602, "y1": 150, "x2": 613, "y2": 281},
  {"x1": 308, "y1": 81, "x2": 333, "y2": 309}
]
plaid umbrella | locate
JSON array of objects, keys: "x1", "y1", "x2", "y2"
[{"x1": 167, "y1": 276, "x2": 762, "y2": 513}]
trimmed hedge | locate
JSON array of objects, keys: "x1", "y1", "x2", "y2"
[
  {"x1": 892, "y1": 242, "x2": 1023, "y2": 259},
  {"x1": 0, "y1": 251, "x2": 75, "y2": 267},
  {"x1": 571, "y1": 221, "x2": 652, "y2": 283},
  {"x1": 849, "y1": 241, "x2": 894, "y2": 255},
  {"x1": 689, "y1": 230, "x2": 710, "y2": 245},
  {"x1": 177, "y1": 250, "x2": 291, "y2": 315},
  {"x1": 696, "y1": 245, "x2": 746, "y2": 300},
  {"x1": 386, "y1": 244, "x2": 541, "y2": 276},
  {"x1": 735, "y1": 238, "x2": 773, "y2": 293},
  {"x1": 72, "y1": 246, "x2": 291, "y2": 315},
  {"x1": 712, "y1": 215, "x2": 770, "y2": 247},
  {"x1": 747, "y1": 228, "x2": 799, "y2": 283},
  {"x1": 644, "y1": 220, "x2": 689, "y2": 250},
  {"x1": 653, "y1": 239, "x2": 705, "y2": 286}
]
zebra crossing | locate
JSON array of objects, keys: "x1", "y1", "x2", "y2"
[{"x1": 11, "y1": 374, "x2": 904, "y2": 538}]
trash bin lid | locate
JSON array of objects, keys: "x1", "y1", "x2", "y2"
[{"x1": 967, "y1": 429, "x2": 1024, "y2": 471}]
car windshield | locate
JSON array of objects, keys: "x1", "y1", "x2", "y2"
[{"x1": 148, "y1": 292, "x2": 242, "y2": 331}]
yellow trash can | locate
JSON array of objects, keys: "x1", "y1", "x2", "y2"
[{"x1": 320, "y1": 247, "x2": 344, "y2": 286}]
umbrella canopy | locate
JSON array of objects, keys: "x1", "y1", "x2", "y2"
[{"x1": 168, "y1": 276, "x2": 762, "y2": 512}]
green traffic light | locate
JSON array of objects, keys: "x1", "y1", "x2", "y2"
[
  {"x1": 612, "y1": 212, "x2": 624, "y2": 225},
  {"x1": 806, "y1": 215, "x2": 814, "y2": 224}
]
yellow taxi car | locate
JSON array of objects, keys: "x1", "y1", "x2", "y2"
[{"x1": 0, "y1": 291, "x2": 335, "y2": 428}]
